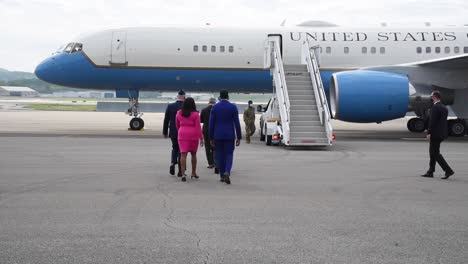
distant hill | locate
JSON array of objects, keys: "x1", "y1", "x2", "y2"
[
  {"x1": 0, "y1": 68, "x2": 36, "y2": 82},
  {"x1": 0, "y1": 68, "x2": 83, "y2": 93}
]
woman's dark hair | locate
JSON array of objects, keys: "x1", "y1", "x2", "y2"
[{"x1": 181, "y1": 97, "x2": 197, "y2": 117}]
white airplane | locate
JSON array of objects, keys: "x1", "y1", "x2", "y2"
[{"x1": 35, "y1": 21, "x2": 468, "y2": 135}]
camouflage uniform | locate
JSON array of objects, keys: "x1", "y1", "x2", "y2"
[{"x1": 243, "y1": 106, "x2": 256, "y2": 143}]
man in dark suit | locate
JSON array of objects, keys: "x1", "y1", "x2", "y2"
[
  {"x1": 163, "y1": 90, "x2": 185, "y2": 176},
  {"x1": 200, "y1": 97, "x2": 217, "y2": 172},
  {"x1": 209, "y1": 90, "x2": 242, "y2": 184},
  {"x1": 421, "y1": 91, "x2": 455, "y2": 179}
]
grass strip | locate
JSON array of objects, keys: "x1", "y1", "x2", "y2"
[{"x1": 24, "y1": 104, "x2": 96, "y2": 111}]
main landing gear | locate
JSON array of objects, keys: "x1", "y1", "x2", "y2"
[
  {"x1": 447, "y1": 119, "x2": 466, "y2": 137},
  {"x1": 407, "y1": 117, "x2": 466, "y2": 137},
  {"x1": 127, "y1": 97, "x2": 144, "y2": 130},
  {"x1": 407, "y1": 117, "x2": 426, "y2": 133}
]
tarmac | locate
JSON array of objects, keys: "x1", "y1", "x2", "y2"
[{"x1": 1, "y1": 110, "x2": 467, "y2": 264}]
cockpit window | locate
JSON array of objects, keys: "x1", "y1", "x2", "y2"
[
  {"x1": 71, "y1": 43, "x2": 83, "y2": 53},
  {"x1": 63, "y1": 43, "x2": 75, "y2": 53},
  {"x1": 56, "y1": 44, "x2": 66, "y2": 53}
]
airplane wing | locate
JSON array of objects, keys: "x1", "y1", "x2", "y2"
[
  {"x1": 361, "y1": 54, "x2": 468, "y2": 90},
  {"x1": 400, "y1": 53, "x2": 468, "y2": 70}
]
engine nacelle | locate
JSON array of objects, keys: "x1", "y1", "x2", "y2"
[{"x1": 330, "y1": 70, "x2": 410, "y2": 123}]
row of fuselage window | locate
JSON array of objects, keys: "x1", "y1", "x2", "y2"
[
  {"x1": 320, "y1": 46, "x2": 468, "y2": 55},
  {"x1": 416, "y1": 46, "x2": 468, "y2": 54},
  {"x1": 192, "y1": 45, "x2": 468, "y2": 55},
  {"x1": 193, "y1": 45, "x2": 235, "y2": 53}
]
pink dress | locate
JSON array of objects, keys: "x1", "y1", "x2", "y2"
[{"x1": 176, "y1": 110, "x2": 203, "y2": 153}]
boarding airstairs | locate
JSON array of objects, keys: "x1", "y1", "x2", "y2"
[{"x1": 263, "y1": 36, "x2": 333, "y2": 146}]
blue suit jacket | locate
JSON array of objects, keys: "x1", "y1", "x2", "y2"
[
  {"x1": 163, "y1": 100, "x2": 183, "y2": 138},
  {"x1": 209, "y1": 100, "x2": 242, "y2": 140}
]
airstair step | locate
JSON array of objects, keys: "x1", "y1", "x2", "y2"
[
  {"x1": 286, "y1": 79, "x2": 312, "y2": 85},
  {"x1": 290, "y1": 115, "x2": 320, "y2": 122},
  {"x1": 285, "y1": 75, "x2": 311, "y2": 82},
  {"x1": 289, "y1": 99, "x2": 317, "y2": 105},
  {"x1": 289, "y1": 126, "x2": 325, "y2": 132},
  {"x1": 284, "y1": 70, "x2": 310, "y2": 77},
  {"x1": 284, "y1": 64, "x2": 308, "y2": 68},
  {"x1": 284, "y1": 64, "x2": 308, "y2": 71},
  {"x1": 290, "y1": 109, "x2": 319, "y2": 115},
  {"x1": 287, "y1": 84, "x2": 314, "y2": 91},
  {"x1": 289, "y1": 95, "x2": 315, "y2": 100},
  {"x1": 289, "y1": 138, "x2": 330, "y2": 146},
  {"x1": 287, "y1": 89, "x2": 315, "y2": 96},
  {"x1": 291, "y1": 131, "x2": 327, "y2": 138},
  {"x1": 290, "y1": 104, "x2": 318, "y2": 111},
  {"x1": 290, "y1": 121, "x2": 322, "y2": 126},
  {"x1": 284, "y1": 70, "x2": 308, "y2": 74}
]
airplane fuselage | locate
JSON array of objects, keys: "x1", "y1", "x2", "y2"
[{"x1": 35, "y1": 26, "x2": 468, "y2": 93}]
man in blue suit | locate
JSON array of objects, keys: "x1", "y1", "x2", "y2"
[
  {"x1": 163, "y1": 90, "x2": 185, "y2": 176},
  {"x1": 209, "y1": 90, "x2": 242, "y2": 184}
]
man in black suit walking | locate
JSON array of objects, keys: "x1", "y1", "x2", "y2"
[
  {"x1": 163, "y1": 90, "x2": 185, "y2": 176},
  {"x1": 421, "y1": 91, "x2": 455, "y2": 179},
  {"x1": 200, "y1": 98, "x2": 217, "y2": 172}
]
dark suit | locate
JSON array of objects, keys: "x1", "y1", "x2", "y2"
[
  {"x1": 427, "y1": 102, "x2": 452, "y2": 173},
  {"x1": 209, "y1": 100, "x2": 242, "y2": 177},
  {"x1": 200, "y1": 104, "x2": 215, "y2": 166},
  {"x1": 163, "y1": 100, "x2": 183, "y2": 165}
]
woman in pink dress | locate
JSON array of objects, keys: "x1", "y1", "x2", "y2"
[{"x1": 176, "y1": 97, "x2": 204, "y2": 182}]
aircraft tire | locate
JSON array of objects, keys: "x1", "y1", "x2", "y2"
[
  {"x1": 407, "y1": 118, "x2": 415, "y2": 132},
  {"x1": 407, "y1": 118, "x2": 414, "y2": 132},
  {"x1": 448, "y1": 119, "x2": 466, "y2": 137},
  {"x1": 412, "y1": 118, "x2": 426, "y2": 133},
  {"x1": 130, "y1": 118, "x2": 145, "y2": 130}
]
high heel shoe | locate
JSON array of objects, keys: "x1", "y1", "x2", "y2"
[
  {"x1": 191, "y1": 175, "x2": 199, "y2": 179},
  {"x1": 181, "y1": 175, "x2": 186, "y2": 182}
]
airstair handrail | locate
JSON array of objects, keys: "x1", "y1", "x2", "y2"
[
  {"x1": 302, "y1": 43, "x2": 324, "y2": 125},
  {"x1": 267, "y1": 38, "x2": 290, "y2": 145},
  {"x1": 302, "y1": 40, "x2": 333, "y2": 144}
]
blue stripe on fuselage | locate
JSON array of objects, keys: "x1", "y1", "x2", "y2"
[{"x1": 36, "y1": 52, "x2": 335, "y2": 95}]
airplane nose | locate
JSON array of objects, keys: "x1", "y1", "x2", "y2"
[
  {"x1": 34, "y1": 57, "x2": 56, "y2": 82},
  {"x1": 34, "y1": 63, "x2": 46, "y2": 81}
]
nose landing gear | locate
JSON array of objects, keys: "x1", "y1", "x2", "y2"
[{"x1": 128, "y1": 97, "x2": 144, "y2": 130}]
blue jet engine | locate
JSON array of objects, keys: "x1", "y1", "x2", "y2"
[{"x1": 330, "y1": 70, "x2": 410, "y2": 123}]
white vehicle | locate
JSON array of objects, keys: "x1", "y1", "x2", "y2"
[{"x1": 258, "y1": 97, "x2": 282, "y2": 146}]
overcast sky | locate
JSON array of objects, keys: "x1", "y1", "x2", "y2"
[{"x1": 1, "y1": 0, "x2": 467, "y2": 72}]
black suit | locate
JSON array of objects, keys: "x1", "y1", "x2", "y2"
[
  {"x1": 427, "y1": 102, "x2": 452, "y2": 173},
  {"x1": 163, "y1": 100, "x2": 183, "y2": 166},
  {"x1": 200, "y1": 104, "x2": 215, "y2": 166}
]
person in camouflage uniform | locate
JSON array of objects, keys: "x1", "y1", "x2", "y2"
[{"x1": 243, "y1": 100, "x2": 256, "y2": 144}]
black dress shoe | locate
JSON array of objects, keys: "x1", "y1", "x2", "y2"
[
  {"x1": 181, "y1": 175, "x2": 186, "y2": 182},
  {"x1": 421, "y1": 172, "x2": 434, "y2": 178},
  {"x1": 214, "y1": 168, "x2": 219, "y2": 174},
  {"x1": 177, "y1": 171, "x2": 182, "y2": 177},
  {"x1": 169, "y1": 164, "x2": 175, "y2": 175},
  {"x1": 219, "y1": 177, "x2": 225, "y2": 182},
  {"x1": 224, "y1": 173, "x2": 231, "y2": 184},
  {"x1": 442, "y1": 171, "x2": 454, "y2": 179}
]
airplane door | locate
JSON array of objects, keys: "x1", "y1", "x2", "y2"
[
  {"x1": 264, "y1": 34, "x2": 283, "y2": 68},
  {"x1": 268, "y1": 34, "x2": 283, "y2": 56},
  {"x1": 110, "y1": 31, "x2": 127, "y2": 65}
]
